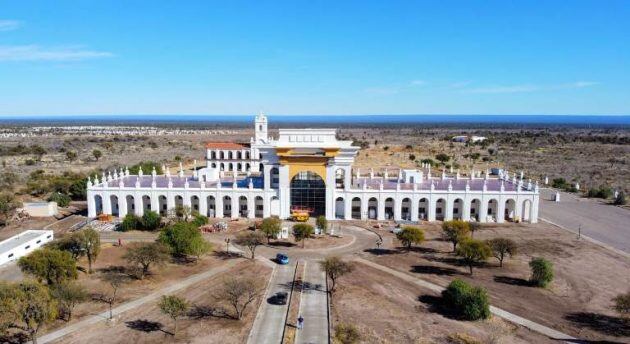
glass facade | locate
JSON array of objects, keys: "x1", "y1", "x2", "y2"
[{"x1": 290, "y1": 171, "x2": 326, "y2": 216}]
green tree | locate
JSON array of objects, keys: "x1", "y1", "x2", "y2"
[
  {"x1": 214, "y1": 277, "x2": 262, "y2": 320},
  {"x1": 320, "y1": 256, "x2": 354, "y2": 294},
  {"x1": 435, "y1": 153, "x2": 450, "y2": 164},
  {"x1": 468, "y1": 221, "x2": 481, "y2": 238},
  {"x1": 123, "y1": 242, "x2": 171, "y2": 279},
  {"x1": 92, "y1": 149, "x2": 102, "y2": 161},
  {"x1": 158, "y1": 295, "x2": 189, "y2": 336},
  {"x1": 316, "y1": 215, "x2": 328, "y2": 234},
  {"x1": 47, "y1": 192, "x2": 71, "y2": 207},
  {"x1": 612, "y1": 292, "x2": 630, "y2": 315},
  {"x1": 442, "y1": 279, "x2": 490, "y2": 320},
  {"x1": 395, "y1": 226, "x2": 425, "y2": 250},
  {"x1": 233, "y1": 231, "x2": 266, "y2": 259},
  {"x1": 78, "y1": 227, "x2": 101, "y2": 274},
  {"x1": 129, "y1": 161, "x2": 163, "y2": 175},
  {"x1": 442, "y1": 220, "x2": 471, "y2": 251},
  {"x1": 292, "y1": 223, "x2": 314, "y2": 248},
  {"x1": 141, "y1": 210, "x2": 161, "y2": 231},
  {"x1": 174, "y1": 205, "x2": 192, "y2": 221},
  {"x1": 0, "y1": 192, "x2": 22, "y2": 226},
  {"x1": 334, "y1": 323, "x2": 361, "y2": 344},
  {"x1": 50, "y1": 282, "x2": 88, "y2": 321},
  {"x1": 260, "y1": 217, "x2": 282, "y2": 243},
  {"x1": 65, "y1": 151, "x2": 78, "y2": 162},
  {"x1": 158, "y1": 221, "x2": 211, "y2": 259},
  {"x1": 456, "y1": 239, "x2": 492, "y2": 275},
  {"x1": 120, "y1": 214, "x2": 141, "y2": 232},
  {"x1": 191, "y1": 213, "x2": 209, "y2": 227},
  {"x1": 18, "y1": 248, "x2": 77, "y2": 286},
  {"x1": 529, "y1": 257, "x2": 554, "y2": 287},
  {"x1": 0, "y1": 281, "x2": 58, "y2": 344},
  {"x1": 486, "y1": 238, "x2": 517, "y2": 267},
  {"x1": 52, "y1": 234, "x2": 83, "y2": 260}
]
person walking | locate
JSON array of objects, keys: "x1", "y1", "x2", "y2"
[{"x1": 297, "y1": 315, "x2": 304, "y2": 330}]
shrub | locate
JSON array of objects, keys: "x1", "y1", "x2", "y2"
[
  {"x1": 120, "y1": 214, "x2": 142, "y2": 232},
  {"x1": 141, "y1": 210, "x2": 161, "y2": 231},
  {"x1": 612, "y1": 292, "x2": 630, "y2": 315},
  {"x1": 586, "y1": 186, "x2": 613, "y2": 199},
  {"x1": 316, "y1": 215, "x2": 328, "y2": 233},
  {"x1": 529, "y1": 257, "x2": 554, "y2": 287},
  {"x1": 442, "y1": 220, "x2": 470, "y2": 251},
  {"x1": 442, "y1": 279, "x2": 490, "y2": 320},
  {"x1": 614, "y1": 192, "x2": 627, "y2": 205},
  {"x1": 191, "y1": 213, "x2": 209, "y2": 227},
  {"x1": 396, "y1": 226, "x2": 425, "y2": 250},
  {"x1": 158, "y1": 221, "x2": 211, "y2": 259},
  {"x1": 334, "y1": 323, "x2": 361, "y2": 344},
  {"x1": 47, "y1": 192, "x2": 71, "y2": 207}
]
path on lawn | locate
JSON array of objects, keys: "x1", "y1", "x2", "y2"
[
  {"x1": 37, "y1": 258, "x2": 242, "y2": 344},
  {"x1": 295, "y1": 260, "x2": 329, "y2": 344},
  {"x1": 354, "y1": 257, "x2": 578, "y2": 343}
]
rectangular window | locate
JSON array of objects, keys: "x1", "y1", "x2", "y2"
[{"x1": 436, "y1": 208, "x2": 442, "y2": 214}]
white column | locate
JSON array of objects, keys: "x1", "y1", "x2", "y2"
[
  {"x1": 247, "y1": 196, "x2": 255, "y2": 219},
  {"x1": 278, "y1": 165, "x2": 290, "y2": 219},
  {"x1": 103, "y1": 193, "x2": 112, "y2": 215},
  {"x1": 325, "y1": 164, "x2": 336, "y2": 220},
  {"x1": 462, "y1": 198, "x2": 471, "y2": 221},
  {"x1": 167, "y1": 194, "x2": 175, "y2": 215},
  {"x1": 479, "y1": 198, "x2": 488, "y2": 223},
  {"x1": 393, "y1": 196, "x2": 401, "y2": 221},
  {"x1": 344, "y1": 196, "x2": 352, "y2": 220},
  {"x1": 150, "y1": 195, "x2": 159, "y2": 215},
  {"x1": 445, "y1": 197, "x2": 454, "y2": 221},
  {"x1": 263, "y1": 194, "x2": 271, "y2": 218},
  {"x1": 135, "y1": 195, "x2": 144, "y2": 217},
  {"x1": 361, "y1": 197, "x2": 369, "y2": 220},
  {"x1": 231, "y1": 195, "x2": 238, "y2": 219},
  {"x1": 199, "y1": 196, "x2": 208, "y2": 218},
  {"x1": 216, "y1": 194, "x2": 224, "y2": 218},
  {"x1": 497, "y1": 198, "x2": 506, "y2": 223},
  {"x1": 87, "y1": 192, "x2": 96, "y2": 217},
  {"x1": 410, "y1": 197, "x2": 419, "y2": 222},
  {"x1": 377, "y1": 195, "x2": 385, "y2": 221},
  {"x1": 428, "y1": 197, "x2": 436, "y2": 222}
]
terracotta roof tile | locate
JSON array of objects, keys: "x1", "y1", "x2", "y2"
[{"x1": 205, "y1": 142, "x2": 249, "y2": 149}]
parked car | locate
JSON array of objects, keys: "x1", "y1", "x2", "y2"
[
  {"x1": 268, "y1": 291, "x2": 288, "y2": 305},
  {"x1": 276, "y1": 253, "x2": 289, "y2": 265},
  {"x1": 390, "y1": 225, "x2": 402, "y2": 234}
]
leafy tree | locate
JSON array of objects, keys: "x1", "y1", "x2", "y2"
[
  {"x1": 334, "y1": 323, "x2": 361, "y2": 344},
  {"x1": 18, "y1": 248, "x2": 77, "y2": 286},
  {"x1": 316, "y1": 215, "x2": 328, "y2": 234},
  {"x1": 395, "y1": 226, "x2": 425, "y2": 250},
  {"x1": 435, "y1": 153, "x2": 450, "y2": 164},
  {"x1": 456, "y1": 239, "x2": 492, "y2": 275},
  {"x1": 612, "y1": 292, "x2": 630, "y2": 315},
  {"x1": 233, "y1": 231, "x2": 266, "y2": 259},
  {"x1": 92, "y1": 149, "x2": 102, "y2": 161},
  {"x1": 158, "y1": 295, "x2": 189, "y2": 336},
  {"x1": 191, "y1": 213, "x2": 208, "y2": 227},
  {"x1": 292, "y1": 223, "x2": 314, "y2": 248},
  {"x1": 442, "y1": 220, "x2": 471, "y2": 251},
  {"x1": 0, "y1": 192, "x2": 21, "y2": 226},
  {"x1": 52, "y1": 234, "x2": 83, "y2": 260},
  {"x1": 124, "y1": 242, "x2": 170, "y2": 279},
  {"x1": 0, "y1": 281, "x2": 57, "y2": 344},
  {"x1": 158, "y1": 221, "x2": 211, "y2": 259},
  {"x1": 141, "y1": 210, "x2": 161, "y2": 231},
  {"x1": 486, "y1": 238, "x2": 517, "y2": 267},
  {"x1": 260, "y1": 217, "x2": 282, "y2": 243},
  {"x1": 174, "y1": 205, "x2": 192, "y2": 221},
  {"x1": 442, "y1": 279, "x2": 490, "y2": 320},
  {"x1": 529, "y1": 257, "x2": 554, "y2": 288},
  {"x1": 320, "y1": 256, "x2": 354, "y2": 294},
  {"x1": 468, "y1": 221, "x2": 481, "y2": 238},
  {"x1": 50, "y1": 282, "x2": 88, "y2": 321},
  {"x1": 120, "y1": 214, "x2": 141, "y2": 232},
  {"x1": 47, "y1": 192, "x2": 71, "y2": 207},
  {"x1": 408, "y1": 154, "x2": 416, "y2": 161},
  {"x1": 78, "y1": 227, "x2": 101, "y2": 274},
  {"x1": 215, "y1": 277, "x2": 262, "y2": 320}
]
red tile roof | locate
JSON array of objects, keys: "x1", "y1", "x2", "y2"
[{"x1": 205, "y1": 142, "x2": 249, "y2": 149}]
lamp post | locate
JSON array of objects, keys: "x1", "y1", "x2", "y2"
[{"x1": 225, "y1": 238, "x2": 231, "y2": 254}]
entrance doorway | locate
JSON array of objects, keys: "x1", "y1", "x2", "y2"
[{"x1": 290, "y1": 171, "x2": 326, "y2": 216}]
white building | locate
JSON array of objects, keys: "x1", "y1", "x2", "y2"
[
  {"x1": 87, "y1": 113, "x2": 539, "y2": 224},
  {"x1": 0, "y1": 230, "x2": 54, "y2": 266}
]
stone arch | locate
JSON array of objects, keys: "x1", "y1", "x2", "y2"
[
  {"x1": 174, "y1": 195, "x2": 184, "y2": 209},
  {"x1": 126, "y1": 195, "x2": 135, "y2": 215},
  {"x1": 142, "y1": 195, "x2": 151, "y2": 213},
  {"x1": 385, "y1": 197, "x2": 395, "y2": 220},
  {"x1": 505, "y1": 198, "x2": 516, "y2": 221},
  {"x1": 158, "y1": 195, "x2": 167, "y2": 215},
  {"x1": 239, "y1": 196, "x2": 248, "y2": 217},
  {"x1": 191, "y1": 195, "x2": 200, "y2": 213},
  {"x1": 237, "y1": 151, "x2": 242, "y2": 159},
  {"x1": 453, "y1": 198, "x2": 464, "y2": 220},
  {"x1": 487, "y1": 199, "x2": 499, "y2": 222},
  {"x1": 368, "y1": 197, "x2": 378, "y2": 219},
  {"x1": 418, "y1": 198, "x2": 428, "y2": 220},
  {"x1": 335, "y1": 197, "x2": 344, "y2": 219},
  {"x1": 435, "y1": 198, "x2": 446, "y2": 221},
  {"x1": 470, "y1": 198, "x2": 481, "y2": 221},
  {"x1": 207, "y1": 196, "x2": 216, "y2": 217},
  {"x1": 110, "y1": 195, "x2": 119, "y2": 216},
  {"x1": 94, "y1": 194, "x2": 103, "y2": 215},
  {"x1": 219, "y1": 151, "x2": 225, "y2": 159},
  {"x1": 522, "y1": 199, "x2": 533, "y2": 223},
  {"x1": 335, "y1": 168, "x2": 345, "y2": 189},
  {"x1": 223, "y1": 196, "x2": 232, "y2": 217},
  {"x1": 228, "y1": 151, "x2": 233, "y2": 160},
  {"x1": 351, "y1": 197, "x2": 361, "y2": 219},
  {"x1": 401, "y1": 197, "x2": 411, "y2": 221},
  {"x1": 255, "y1": 196, "x2": 264, "y2": 218}
]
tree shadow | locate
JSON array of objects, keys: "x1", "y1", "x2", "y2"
[
  {"x1": 125, "y1": 319, "x2": 167, "y2": 333},
  {"x1": 213, "y1": 251, "x2": 242, "y2": 260},
  {"x1": 363, "y1": 248, "x2": 399, "y2": 256},
  {"x1": 0, "y1": 332, "x2": 29, "y2": 344},
  {"x1": 268, "y1": 241, "x2": 296, "y2": 248},
  {"x1": 411, "y1": 265, "x2": 460, "y2": 276},
  {"x1": 171, "y1": 255, "x2": 198, "y2": 265},
  {"x1": 417, "y1": 294, "x2": 459, "y2": 320},
  {"x1": 188, "y1": 304, "x2": 232, "y2": 320},
  {"x1": 407, "y1": 246, "x2": 439, "y2": 254},
  {"x1": 564, "y1": 312, "x2": 630, "y2": 337},
  {"x1": 493, "y1": 275, "x2": 532, "y2": 287},
  {"x1": 424, "y1": 255, "x2": 465, "y2": 267}
]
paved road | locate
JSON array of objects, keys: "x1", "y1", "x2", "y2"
[
  {"x1": 247, "y1": 262, "x2": 296, "y2": 344},
  {"x1": 295, "y1": 261, "x2": 329, "y2": 344},
  {"x1": 539, "y1": 188, "x2": 630, "y2": 253}
]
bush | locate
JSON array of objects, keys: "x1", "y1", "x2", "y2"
[
  {"x1": 396, "y1": 226, "x2": 425, "y2": 250},
  {"x1": 48, "y1": 192, "x2": 71, "y2": 207},
  {"x1": 612, "y1": 292, "x2": 630, "y2": 315},
  {"x1": 334, "y1": 323, "x2": 361, "y2": 344},
  {"x1": 316, "y1": 215, "x2": 328, "y2": 233},
  {"x1": 191, "y1": 213, "x2": 209, "y2": 227},
  {"x1": 586, "y1": 186, "x2": 613, "y2": 199},
  {"x1": 120, "y1": 214, "x2": 142, "y2": 232},
  {"x1": 158, "y1": 221, "x2": 211, "y2": 259},
  {"x1": 442, "y1": 279, "x2": 490, "y2": 320},
  {"x1": 141, "y1": 210, "x2": 161, "y2": 231},
  {"x1": 529, "y1": 257, "x2": 554, "y2": 287}
]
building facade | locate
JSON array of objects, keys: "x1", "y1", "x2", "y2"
[{"x1": 87, "y1": 113, "x2": 540, "y2": 223}]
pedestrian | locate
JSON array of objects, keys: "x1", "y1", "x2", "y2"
[
  {"x1": 118, "y1": 238, "x2": 122, "y2": 246},
  {"x1": 297, "y1": 315, "x2": 304, "y2": 329}
]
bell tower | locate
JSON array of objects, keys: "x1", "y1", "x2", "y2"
[{"x1": 255, "y1": 112, "x2": 268, "y2": 143}]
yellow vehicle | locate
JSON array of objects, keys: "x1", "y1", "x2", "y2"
[{"x1": 291, "y1": 206, "x2": 311, "y2": 222}]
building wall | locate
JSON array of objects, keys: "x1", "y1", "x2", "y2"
[{"x1": 0, "y1": 230, "x2": 54, "y2": 266}]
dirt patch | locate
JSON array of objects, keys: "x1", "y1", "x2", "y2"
[{"x1": 360, "y1": 222, "x2": 630, "y2": 342}]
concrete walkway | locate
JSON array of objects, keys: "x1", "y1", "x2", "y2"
[
  {"x1": 295, "y1": 261, "x2": 329, "y2": 344},
  {"x1": 37, "y1": 259, "x2": 241, "y2": 344},
  {"x1": 355, "y1": 258, "x2": 578, "y2": 343},
  {"x1": 247, "y1": 262, "x2": 296, "y2": 344}
]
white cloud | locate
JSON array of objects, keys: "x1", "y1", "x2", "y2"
[
  {"x1": 565, "y1": 81, "x2": 599, "y2": 88},
  {"x1": 463, "y1": 81, "x2": 599, "y2": 94},
  {"x1": 0, "y1": 45, "x2": 114, "y2": 62},
  {"x1": 0, "y1": 20, "x2": 20, "y2": 32}
]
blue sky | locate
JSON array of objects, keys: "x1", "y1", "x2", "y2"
[{"x1": 1, "y1": 1, "x2": 629, "y2": 116}]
